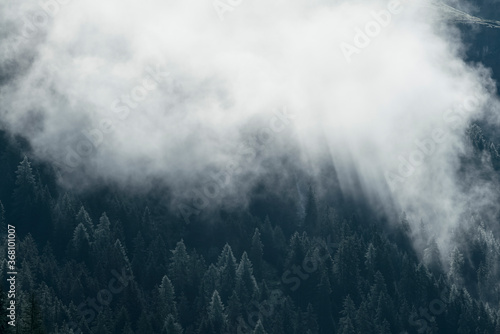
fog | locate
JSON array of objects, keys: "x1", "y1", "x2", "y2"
[{"x1": 1, "y1": 0, "x2": 499, "y2": 261}]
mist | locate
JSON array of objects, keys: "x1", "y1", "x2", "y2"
[{"x1": 1, "y1": 0, "x2": 499, "y2": 261}]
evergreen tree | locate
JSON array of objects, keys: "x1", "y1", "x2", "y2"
[
  {"x1": 70, "y1": 223, "x2": 90, "y2": 262},
  {"x1": 378, "y1": 319, "x2": 391, "y2": 334},
  {"x1": 374, "y1": 291, "x2": 395, "y2": 331},
  {"x1": 218, "y1": 244, "x2": 237, "y2": 302},
  {"x1": 423, "y1": 238, "x2": 442, "y2": 273},
  {"x1": 304, "y1": 303, "x2": 319, "y2": 334},
  {"x1": 158, "y1": 275, "x2": 178, "y2": 320},
  {"x1": 365, "y1": 242, "x2": 377, "y2": 277},
  {"x1": 304, "y1": 185, "x2": 318, "y2": 232},
  {"x1": 137, "y1": 312, "x2": 154, "y2": 334},
  {"x1": 113, "y1": 306, "x2": 132, "y2": 334},
  {"x1": 0, "y1": 200, "x2": 5, "y2": 236},
  {"x1": 75, "y1": 206, "x2": 94, "y2": 241},
  {"x1": 200, "y1": 264, "x2": 221, "y2": 308},
  {"x1": 21, "y1": 293, "x2": 45, "y2": 334},
  {"x1": 284, "y1": 231, "x2": 308, "y2": 269},
  {"x1": 226, "y1": 290, "x2": 242, "y2": 326},
  {"x1": 11, "y1": 156, "x2": 37, "y2": 235},
  {"x1": 448, "y1": 246, "x2": 465, "y2": 286},
  {"x1": 338, "y1": 295, "x2": 357, "y2": 334},
  {"x1": 164, "y1": 314, "x2": 183, "y2": 334},
  {"x1": 419, "y1": 220, "x2": 429, "y2": 243},
  {"x1": 107, "y1": 238, "x2": 134, "y2": 294},
  {"x1": 131, "y1": 231, "x2": 149, "y2": 284},
  {"x1": 356, "y1": 300, "x2": 374, "y2": 334},
  {"x1": 315, "y1": 267, "x2": 334, "y2": 332},
  {"x1": 94, "y1": 309, "x2": 113, "y2": 334},
  {"x1": 169, "y1": 240, "x2": 190, "y2": 295},
  {"x1": 334, "y1": 236, "x2": 360, "y2": 300},
  {"x1": 250, "y1": 228, "x2": 264, "y2": 279},
  {"x1": 208, "y1": 290, "x2": 228, "y2": 334},
  {"x1": 253, "y1": 319, "x2": 268, "y2": 334},
  {"x1": 279, "y1": 297, "x2": 297, "y2": 334},
  {"x1": 0, "y1": 285, "x2": 9, "y2": 334},
  {"x1": 236, "y1": 252, "x2": 259, "y2": 305},
  {"x1": 12, "y1": 156, "x2": 35, "y2": 203},
  {"x1": 400, "y1": 212, "x2": 411, "y2": 234},
  {"x1": 94, "y1": 212, "x2": 112, "y2": 247},
  {"x1": 142, "y1": 206, "x2": 157, "y2": 240}
]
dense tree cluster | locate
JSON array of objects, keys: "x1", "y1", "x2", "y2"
[{"x1": 0, "y1": 126, "x2": 500, "y2": 333}]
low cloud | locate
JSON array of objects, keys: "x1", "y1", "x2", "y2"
[{"x1": 1, "y1": 0, "x2": 499, "y2": 259}]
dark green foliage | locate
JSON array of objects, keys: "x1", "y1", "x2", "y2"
[
  {"x1": 21, "y1": 293, "x2": 46, "y2": 334},
  {"x1": 0, "y1": 285, "x2": 10, "y2": 334},
  {"x1": 217, "y1": 244, "x2": 237, "y2": 302},
  {"x1": 250, "y1": 228, "x2": 264, "y2": 280},
  {"x1": 252, "y1": 319, "x2": 268, "y2": 334},
  {"x1": 11, "y1": 156, "x2": 37, "y2": 236},
  {"x1": 158, "y1": 275, "x2": 178, "y2": 321},
  {"x1": 164, "y1": 314, "x2": 183, "y2": 334},
  {"x1": 0, "y1": 200, "x2": 6, "y2": 236},
  {"x1": 338, "y1": 295, "x2": 357, "y2": 334},
  {"x1": 304, "y1": 185, "x2": 318, "y2": 233},
  {"x1": 0, "y1": 128, "x2": 499, "y2": 334},
  {"x1": 235, "y1": 252, "x2": 259, "y2": 306}
]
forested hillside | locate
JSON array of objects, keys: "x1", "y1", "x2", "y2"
[
  {"x1": 2, "y1": 0, "x2": 500, "y2": 332},
  {"x1": 0, "y1": 123, "x2": 500, "y2": 333}
]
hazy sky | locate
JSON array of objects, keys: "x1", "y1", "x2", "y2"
[{"x1": 1, "y1": 0, "x2": 499, "y2": 260}]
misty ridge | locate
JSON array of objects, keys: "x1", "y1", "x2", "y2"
[
  {"x1": 2, "y1": 0, "x2": 500, "y2": 256},
  {"x1": 1, "y1": 0, "x2": 500, "y2": 333}
]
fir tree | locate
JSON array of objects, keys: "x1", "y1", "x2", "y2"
[
  {"x1": 218, "y1": 244, "x2": 237, "y2": 302},
  {"x1": 448, "y1": 246, "x2": 465, "y2": 286},
  {"x1": 169, "y1": 240, "x2": 190, "y2": 294},
  {"x1": 11, "y1": 156, "x2": 37, "y2": 235},
  {"x1": 164, "y1": 314, "x2": 183, "y2": 334},
  {"x1": 0, "y1": 285, "x2": 9, "y2": 334},
  {"x1": 236, "y1": 252, "x2": 259, "y2": 305},
  {"x1": 304, "y1": 185, "x2": 318, "y2": 232},
  {"x1": 95, "y1": 212, "x2": 111, "y2": 244},
  {"x1": 70, "y1": 223, "x2": 90, "y2": 262},
  {"x1": 158, "y1": 275, "x2": 178, "y2": 320},
  {"x1": 113, "y1": 306, "x2": 132, "y2": 334},
  {"x1": 423, "y1": 238, "x2": 442, "y2": 273},
  {"x1": 365, "y1": 242, "x2": 377, "y2": 277},
  {"x1": 0, "y1": 200, "x2": 5, "y2": 236},
  {"x1": 253, "y1": 319, "x2": 268, "y2": 334},
  {"x1": 208, "y1": 290, "x2": 228, "y2": 334},
  {"x1": 200, "y1": 264, "x2": 221, "y2": 307},
  {"x1": 338, "y1": 295, "x2": 357, "y2": 334},
  {"x1": 250, "y1": 228, "x2": 264, "y2": 279},
  {"x1": 21, "y1": 293, "x2": 46, "y2": 334},
  {"x1": 356, "y1": 300, "x2": 374, "y2": 334},
  {"x1": 75, "y1": 206, "x2": 94, "y2": 241}
]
